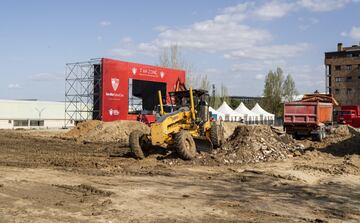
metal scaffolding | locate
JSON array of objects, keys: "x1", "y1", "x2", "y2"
[{"x1": 65, "y1": 59, "x2": 102, "y2": 127}]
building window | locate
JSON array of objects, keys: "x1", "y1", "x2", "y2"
[
  {"x1": 13, "y1": 120, "x2": 28, "y2": 127},
  {"x1": 346, "y1": 76, "x2": 353, "y2": 82},
  {"x1": 326, "y1": 65, "x2": 331, "y2": 75},
  {"x1": 358, "y1": 64, "x2": 360, "y2": 70},
  {"x1": 30, "y1": 120, "x2": 44, "y2": 127},
  {"x1": 335, "y1": 77, "x2": 345, "y2": 82},
  {"x1": 8, "y1": 120, "x2": 12, "y2": 124},
  {"x1": 345, "y1": 65, "x2": 352, "y2": 70},
  {"x1": 347, "y1": 88, "x2": 353, "y2": 94},
  {"x1": 335, "y1": 89, "x2": 340, "y2": 94},
  {"x1": 346, "y1": 53, "x2": 353, "y2": 58},
  {"x1": 335, "y1": 65, "x2": 341, "y2": 71}
]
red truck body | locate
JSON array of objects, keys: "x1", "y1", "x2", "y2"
[
  {"x1": 283, "y1": 101, "x2": 333, "y2": 140},
  {"x1": 337, "y1": 105, "x2": 360, "y2": 128}
]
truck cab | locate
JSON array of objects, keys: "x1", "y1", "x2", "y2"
[{"x1": 337, "y1": 105, "x2": 360, "y2": 127}]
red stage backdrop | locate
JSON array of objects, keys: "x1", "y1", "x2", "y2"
[{"x1": 101, "y1": 58, "x2": 186, "y2": 122}]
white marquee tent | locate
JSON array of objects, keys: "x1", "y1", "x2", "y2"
[
  {"x1": 209, "y1": 106, "x2": 225, "y2": 120},
  {"x1": 251, "y1": 103, "x2": 275, "y2": 124},
  {"x1": 216, "y1": 102, "x2": 243, "y2": 122},
  {"x1": 235, "y1": 102, "x2": 260, "y2": 123}
]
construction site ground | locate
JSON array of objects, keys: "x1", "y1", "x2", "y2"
[{"x1": 0, "y1": 124, "x2": 359, "y2": 223}]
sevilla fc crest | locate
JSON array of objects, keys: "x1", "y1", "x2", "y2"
[
  {"x1": 131, "y1": 67, "x2": 137, "y2": 75},
  {"x1": 111, "y1": 78, "x2": 119, "y2": 91}
]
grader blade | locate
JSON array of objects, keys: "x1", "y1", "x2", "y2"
[{"x1": 194, "y1": 137, "x2": 213, "y2": 153}]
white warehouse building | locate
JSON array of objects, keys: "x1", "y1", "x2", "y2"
[{"x1": 0, "y1": 99, "x2": 75, "y2": 129}]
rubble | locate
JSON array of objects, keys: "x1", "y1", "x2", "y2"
[
  {"x1": 219, "y1": 125, "x2": 297, "y2": 164},
  {"x1": 163, "y1": 125, "x2": 299, "y2": 166}
]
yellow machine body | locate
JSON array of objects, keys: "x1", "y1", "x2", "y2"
[{"x1": 149, "y1": 88, "x2": 211, "y2": 147}]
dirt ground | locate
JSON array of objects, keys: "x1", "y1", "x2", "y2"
[{"x1": 0, "y1": 127, "x2": 360, "y2": 223}]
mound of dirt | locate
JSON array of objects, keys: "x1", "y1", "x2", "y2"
[
  {"x1": 222, "y1": 122, "x2": 242, "y2": 139},
  {"x1": 184, "y1": 125, "x2": 299, "y2": 166},
  {"x1": 320, "y1": 125, "x2": 360, "y2": 156},
  {"x1": 63, "y1": 120, "x2": 149, "y2": 145},
  {"x1": 332, "y1": 125, "x2": 351, "y2": 137},
  {"x1": 221, "y1": 125, "x2": 297, "y2": 163}
]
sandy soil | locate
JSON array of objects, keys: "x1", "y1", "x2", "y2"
[{"x1": 0, "y1": 129, "x2": 359, "y2": 222}]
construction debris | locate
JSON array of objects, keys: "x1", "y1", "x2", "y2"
[{"x1": 215, "y1": 125, "x2": 296, "y2": 164}]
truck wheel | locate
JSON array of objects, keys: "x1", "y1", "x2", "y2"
[
  {"x1": 210, "y1": 123, "x2": 225, "y2": 148},
  {"x1": 129, "y1": 130, "x2": 146, "y2": 159},
  {"x1": 175, "y1": 131, "x2": 197, "y2": 160}
]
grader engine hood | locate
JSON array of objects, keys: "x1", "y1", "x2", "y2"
[{"x1": 150, "y1": 109, "x2": 192, "y2": 146}]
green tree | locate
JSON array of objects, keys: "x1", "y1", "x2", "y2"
[
  {"x1": 283, "y1": 74, "x2": 298, "y2": 102},
  {"x1": 263, "y1": 68, "x2": 284, "y2": 117},
  {"x1": 263, "y1": 68, "x2": 298, "y2": 117}
]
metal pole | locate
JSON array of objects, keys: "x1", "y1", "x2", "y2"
[{"x1": 35, "y1": 107, "x2": 46, "y2": 129}]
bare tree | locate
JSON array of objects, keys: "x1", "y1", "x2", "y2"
[
  {"x1": 199, "y1": 74, "x2": 210, "y2": 91},
  {"x1": 220, "y1": 83, "x2": 230, "y2": 104},
  {"x1": 158, "y1": 45, "x2": 197, "y2": 88}
]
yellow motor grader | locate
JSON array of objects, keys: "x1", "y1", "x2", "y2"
[{"x1": 129, "y1": 88, "x2": 224, "y2": 160}]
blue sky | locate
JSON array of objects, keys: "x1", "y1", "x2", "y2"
[{"x1": 1, "y1": 0, "x2": 360, "y2": 100}]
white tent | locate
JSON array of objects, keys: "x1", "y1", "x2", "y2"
[
  {"x1": 216, "y1": 102, "x2": 243, "y2": 122},
  {"x1": 251, "y1": 103, "x2": 275, "y2": 124},
  {"x1": 209, "y1": 106, "x2": 225, "y2": 120},
  {"x1": 235, "y1": 102, "x2": 260, "y2": 123}
]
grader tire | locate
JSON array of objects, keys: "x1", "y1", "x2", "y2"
[
  {"x1": 210, "y1": 123, "x2": 224, "y2": 148},
  {"x1": 175, "y1": 131, "x2": 197, "y2": 160},
  {"x1": 129, "y1": 130, "x2": 145, "y2": 159}
]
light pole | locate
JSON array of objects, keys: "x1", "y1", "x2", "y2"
[{"x1": 35, "y1": 107, "x2": 46, "y2": 129}]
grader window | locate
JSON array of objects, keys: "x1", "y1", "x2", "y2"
[{"x1": 128, "y1": 79, "x2": 166, "y2": 114}]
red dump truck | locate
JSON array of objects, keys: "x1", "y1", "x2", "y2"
[
  {"x1": 283, "y1": 100, "x2": 333, "y2": 141},
  {"x1": 337, "y1": 105, "x2": 360, "y2": 128}
]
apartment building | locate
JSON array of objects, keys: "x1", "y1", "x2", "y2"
[{"x1": 325, "y1": 43, "x2": 360, "y2": 105}]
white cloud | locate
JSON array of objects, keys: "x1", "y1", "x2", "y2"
[
  {"x1": 225, "y1": 43, "x2": 308, "y2": 60},
  {"x1": 297, "y1": 0, "x2": 357, "y2": 12},
  {"x1": 298, "y1": 17, "x2": 319, "y2": 31},
  {"x1": 120, "y1": 1, "x2": 318, "y2": 57},
  {"x1": 153, "y1": 26, "x2": 169, "y2": 32},
  {"x1": 221, "y1": 2, "x2": 253, "y2": 14},
  {"x1": 30, "y1": 73, "x2": 62, "y2": 81},
  {"x1": 254, "y1": 1, "x2": 295, "y2": 20},
  {"x1": 120, "y1": 37, "x2": 133, "y2": 44},
  {"x1": 110, "y1": 0, "x2": 357, "y2": 58},
  {"x1": 109, "y1": 48, "x2": 134, "y2": 57},
  {"x1": 8, "y1": 83, "x2": 21, "y2": 89},
  {"x1": 146, "y1": 21, "x2": 272, "y2": 52},
  {"x1": 204, "y1": 68, "x2": 219, "y2": 74},
  {"x1": 99, "y1": 20, "x2": 111, "y2": 27},
  {"x1": 342, "y1": 26, "x2": 360, "y2": 40},
  {"x1": 255, "y1": 74, "x2": 265, "y2": 80}
]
